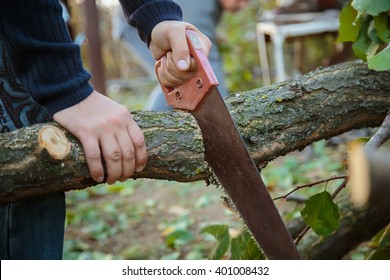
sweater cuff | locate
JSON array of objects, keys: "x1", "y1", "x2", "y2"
[
  {"x1": 44, "y1": 81, "x2": 94, "y2": 117},
  {"x1": 128, "y1": 1, "x2": 182, "y2": 45}
]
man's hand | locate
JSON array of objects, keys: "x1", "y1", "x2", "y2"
[
  {"x1": 53, "y1": 91, "x2": 147, "y2": 184},
  {"x1": 149, "y1": 21, "x2": 211, "y2": 88}
]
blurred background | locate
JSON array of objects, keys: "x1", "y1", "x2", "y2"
[{"x1": 62, "y1": 0, "x2": 358, "y2": 259}]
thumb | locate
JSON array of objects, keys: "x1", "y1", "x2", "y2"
[{"x1": 170, "y1": 34, "x2": 191, "y2": 71}]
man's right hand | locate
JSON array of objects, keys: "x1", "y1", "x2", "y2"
[{"x1": 53, "y1": 91, "x2": 147, "y2": 184}]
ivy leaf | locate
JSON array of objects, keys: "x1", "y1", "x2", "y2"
[
  {"x1": 337, "y1": 3, "x2": 360, "y2": 42},
  {"x1": 230, "y1": 230, "x2": 265, "y2": 260},
  {"x1": 301, "y1": 191, "x2": 340, "y2": 237},
  {"x1": 352, "y1": 0, "x2": 390, "y2": 16},
  {"x1": 201, "y1": 224, "x2": 230, "y2": 260},
  {"x1": 368, "y1": 44, "x2": 390, "y2": 71}
]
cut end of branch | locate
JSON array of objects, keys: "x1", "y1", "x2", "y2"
[
  {"x1": 348, "y1": 142, "x2": 371, "y2": 207},
  {"x1": 38, "y1": 125, "x2": 71, "y2": 160}
]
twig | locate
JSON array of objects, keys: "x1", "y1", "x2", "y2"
[
  {"x1": 365, "y1": 111, "x2": 390, "y2": 150},
  {"x1": 331, "y1": 178, "x2": 349, "y2": 199},
  {"x1": 273, "y1": 175, "x2": 347, "y2": 201},
  {"x1": 294, "y1": 226, "x2": 310, "y2": 245}
]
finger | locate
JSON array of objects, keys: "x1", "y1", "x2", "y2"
[
  {"x1": 158, "y1": 58, "x2": 183, "y2": 87},
  {"x1": 128, "y1": 120, "x2": 147, "y2": 173},
  {"x1": 158, "y1": 66, "x2": 184, "y2": 88},
  {"x1": 167, "y1": 27, "x2": 191, "y2": 71},
  {"x1": 185, "y1": 25, "x2": 212, "y2": 56},
  {"x1": 82, "y1": 136, "x2": 104, "y2": 183},
  {"x1": 100, "y1": 136, "x2": 122, "y2": 185},
  {"x1": 158, "y1": 52, "x2": 196, "y2": 87},
  {"x1": 167, "y1": 52, "x2": 198, "y2": 75},
  {"x1": 115, "y1": 131, "x2": 136, "y2": 182}
]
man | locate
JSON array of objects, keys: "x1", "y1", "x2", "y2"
[{"x1": 0, "y1": 0, "x2": 210, "y2": 259}]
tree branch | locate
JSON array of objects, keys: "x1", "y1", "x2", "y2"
[
  {"x1": 365, "y1": 112, "x2": 390, "y2": 150},
  {"x1": 1, "y1": 61, "x2": 390, "y2": 259},
  {"x1": 1, "y1": 62, "x2": 390, "y2": 205}
]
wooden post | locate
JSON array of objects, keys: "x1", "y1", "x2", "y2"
[{"x1": 84, "y1": 0, "x2": 106, "y2": 95}]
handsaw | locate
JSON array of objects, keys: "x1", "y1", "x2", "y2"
[{"x1": 155, "y1": 30, "x2": 301, "y2": 260}]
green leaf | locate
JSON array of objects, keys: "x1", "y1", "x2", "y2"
[
  {"x1": 301, "y1": 191, "x2": 340, "y2": 237},
  {"x1": 368, "y1": 19, "x2": 385, "y2": 44},
  {"x1": 368, "y1": 225, "x2": 390, "y2": 260},
  {"x1": 165, "y1": 230, "x2": 195, "y2": 249},
  {"x1": 352, "y1": 0, "x2": 390, "y2": 16},
  {"x1": 366, "y1": 42, "x2": 380, "y2": 60},
  {"x1": 352, "y1": 16, "x2": 373, "y2": 61},
  {"x1": 201, "y1": 225, "x2": 230, "y2": 259},
  {"x1": 337, "y1": 3, "x2": 361, "y2": 42},
  {"x1": 374, "y1": 13, "x2": 390, "y2": 43},
  {"x1": 230, "y1": 230, "x2": 265, "y2": 260},
  {"x1": 368, "y1": 44, "x2": 390, "y2": 71}
]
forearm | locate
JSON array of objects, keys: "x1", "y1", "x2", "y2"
[
  {"x1": 118, "y1": 0, "x2": 182, "y2": 45},
  {"x1": 0, "y1": 0, "x2": 93, "y2": 117}
]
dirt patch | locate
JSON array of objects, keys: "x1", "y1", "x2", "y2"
[{"x1": 64, "y1": 179, "x2": 240, "y2": 259}]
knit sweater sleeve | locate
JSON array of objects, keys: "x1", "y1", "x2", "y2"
[
  {"x1": 119, "y1": 0, "x2": 183, "y2": 45},
  {"x1": 0, "y1": 0, "x2": 93, "y2": 117},
  {"x1": 0, "y1": 0, "x2": 182, "y2": 117}
]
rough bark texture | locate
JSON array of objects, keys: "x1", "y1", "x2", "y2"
[
  {"x1": 2, "y1": 61, "x2": 389, "y2": 202},
  {"x1": 1, "y1": 61, "x2": 390, "y2": 259}
]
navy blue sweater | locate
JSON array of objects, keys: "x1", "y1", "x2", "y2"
[{"x1": 0, "y1": 0, "x2": 182, "y2": 117}]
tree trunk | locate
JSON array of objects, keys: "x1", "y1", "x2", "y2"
[{"x1": 1, "y1": 61, "x2": 390, "y2": 259}]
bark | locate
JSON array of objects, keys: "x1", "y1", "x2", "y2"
[
  {"x1": 2, "y1": 61, "x2": 390, "y2": 201},
  {"x1": 1, "y1": 61, "x2": 390, "y2": 259}
]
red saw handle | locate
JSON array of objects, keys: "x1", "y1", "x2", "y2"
[{"x1": 155, "y1": 30, "x2": 219, "y2": 111}]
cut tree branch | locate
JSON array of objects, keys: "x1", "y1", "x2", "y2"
[
  {"x1": 1, "y1": 61, "x2": 390, "y2": 204},
  {"x1": 1, "y1": 61, "x2": 390, "y2": 259}
]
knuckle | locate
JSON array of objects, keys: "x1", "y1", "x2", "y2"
[
  {"x1": 86, "y1": 150, "x2": 101, "y2": 161},
  {"x1": 107, "y1": 150, "x2": 122, "y2": 162},
  {"x1": 105, "y1": 108, "x2": 130, "y2": 128},
  {"x1": 106, "y1": 114, "x2": 123, "y2": 128},
  {"x1": 122, "y1": 148, "x2": 135, "y2": 160}
]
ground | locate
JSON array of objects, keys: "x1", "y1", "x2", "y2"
[
  {"x1": 63, "y1": 85, "x2": 245, "y2": 260},
  {"x1": 62, "y1": 77, "x2": 352, "y2": 260},
  {"x1": 64, "y1": 179, "x2": 243, "y2": 260}
]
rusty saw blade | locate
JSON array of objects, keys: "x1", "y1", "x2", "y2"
[{"x1": 155, "y1": 30, "x2": 301, "y2": 260}]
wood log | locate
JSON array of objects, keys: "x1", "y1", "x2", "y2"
[{"x1": 1, "y1": 61, "x2": 390, "y2": 204}]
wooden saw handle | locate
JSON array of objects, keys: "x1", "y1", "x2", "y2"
[{"x1": 154, "y1": 30, "x2": 218, "y2": 111}]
